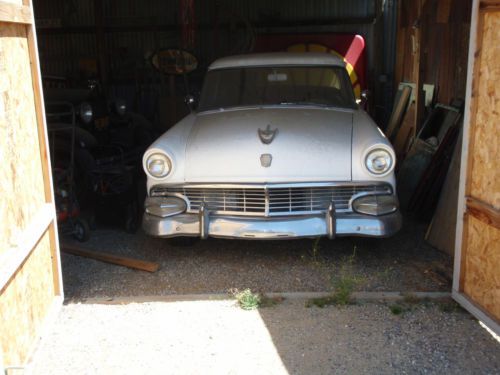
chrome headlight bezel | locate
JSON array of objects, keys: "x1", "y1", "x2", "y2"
[
  {"x1": 145, "y1": 152, "x2": 172, "y2": 179},
  {"x1": 364, "y1": 147, "x2": 395, "y2": 177},
  {"x1": 352, "y1": 194, "x2": 398, "y2": 216},
  {"x1": 79, "y1": 102, "x2": 93, "y2": 124},
  {"x1": 144, "y1": 196, "x2": 186, "y2": 217}
]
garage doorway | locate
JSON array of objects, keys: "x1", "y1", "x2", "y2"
[{"x1": 1, "y1": 0, "x2": 499, "y2": 371}]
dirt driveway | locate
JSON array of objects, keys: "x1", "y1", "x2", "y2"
[
  {"x1": 29, "y1": 299, "x2": 500, "y2": 375},
  {"x1": 28, "y1": 217, "x2": 500, "y2": 374}
]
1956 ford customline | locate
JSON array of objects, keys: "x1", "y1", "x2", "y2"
[{"x1": 142, "y1": 53, "x2": 402, "y2": 240}]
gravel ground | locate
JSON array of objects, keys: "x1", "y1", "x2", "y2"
[
  {"x1": 29, "y1": 299, "x2": 500, "y2": 375},
  {"x1": 62, "y1": 216, "x2": 452, "y2": 300}
]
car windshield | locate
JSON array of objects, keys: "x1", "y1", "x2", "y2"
[{"x1": 198, "y1": 65, "x2": 357, "y2": 112}]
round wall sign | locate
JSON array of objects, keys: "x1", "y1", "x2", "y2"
[{"x1": 151, "y1": 49, "x2": 198, "y2": 75}]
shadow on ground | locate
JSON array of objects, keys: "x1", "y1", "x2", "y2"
[{"x1": 256, "y1": 300, "x2": 500, "y2": 374}]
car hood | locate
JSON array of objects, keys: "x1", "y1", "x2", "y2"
[{"x1": 185, "y1": 107, "x2": 353, "y2": 182}]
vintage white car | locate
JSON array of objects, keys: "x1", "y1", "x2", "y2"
[{"x1": 142, "y1": 53, "x2": 401, "y2": 240}]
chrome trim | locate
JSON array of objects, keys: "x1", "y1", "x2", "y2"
[
  {"x1": 264, "y1": 185, "x2": 270, "y2": 216},
  {"x1": 347, "y1": 191, "x2": 393, "y2": 210},
  {"x1": 151, "y1": 181, "x2": 392, "y2": 190},
  {"x1": 327, "y1": 201, "x2": 336, "y2": 240},
  {"x1": 351, "y1": 194, "x2": 398, "y2": 216},
  {"x1": 258, "y1": 124, "x2": 278, "y2": 144},
  {"x1": 142, "y1": 210, "x2": 402, "y2": 239},
  {"x1": 199, "y1": 202, "x2": 209, "y2": 239},
  {"x1": 144, "y1": 196, "x2": 187, "y2": 218},
  {"x1": 163, "y1": 192, "x2": 191, "y2": 210},
  {"x1": 150, "y1": 182, "x2": 394, "y2": 218}
]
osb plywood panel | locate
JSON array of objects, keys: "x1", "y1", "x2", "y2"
[
  {"x1": 0, "y1": 22, "x2": 45, "y2": 255},
  {"x1": 463, "y1": 215, "x2": 500, "y2": 321},
  {"x1": 0, "y1": 230, "x2": 55, "y2": 365},
  {"x1": 1, "y1": 0, "x2": 23, "y2": 5},
  {"x1": 469, "y1": 11, "x2": 500, "y2": 209}
]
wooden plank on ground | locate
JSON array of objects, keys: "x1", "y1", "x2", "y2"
[{"x1": 61, "y1": 244, "x2": 160, "y2": 273}]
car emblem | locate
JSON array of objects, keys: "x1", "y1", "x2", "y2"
[
  {"x1": 260, "y1": 154, "x2": 272, "y2": 168},
  {"x1": 258, "y1": 124, "x2": 278, "y2": 144}
]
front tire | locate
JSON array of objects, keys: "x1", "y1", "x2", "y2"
[{"x1": 73, "y1": 218, "x2": 91, "y2": 242}]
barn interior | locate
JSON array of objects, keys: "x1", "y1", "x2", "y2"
[
  {"x1": 32, "y1": 0, "x2": 472, "y2": 292},
  {"x1": 1, "y1": 0, "x2": 499, "y2": 370}
]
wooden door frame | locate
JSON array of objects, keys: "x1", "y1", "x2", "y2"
[
  {"x1": 0, "y1": 0, "x2": 63, "y2": 370},
  {"x1": 453, "y1": 0, "x2": 500, "y2": 337},
  {"x1": 0, "y1": 0, "x2": 63, "y2": 298}
]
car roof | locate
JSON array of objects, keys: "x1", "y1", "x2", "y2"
[{"x1": 208, "y1": 52, "x2": 346, "y2": 70}]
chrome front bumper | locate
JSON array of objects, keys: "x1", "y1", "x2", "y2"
[{"x1": 142, "y1": 208, "x2": 402, "y2": 239}]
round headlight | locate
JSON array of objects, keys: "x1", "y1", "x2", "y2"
[
  {"x1": 146, "y1": 153, "x2": 172, "y2": 178},
  {"x1": 80, "y1": 102, "x2": 93, "y2": 124},
  {"x1": 114, "y1": 99, "x2": 126, "y2": 116},
  {"x1": 365, "y1": 149, "x2": 393, "y2": 175}
]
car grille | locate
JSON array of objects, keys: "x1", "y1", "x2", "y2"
[{"x1": 151, "y1": 184, "x2": 393, "y2": 217}]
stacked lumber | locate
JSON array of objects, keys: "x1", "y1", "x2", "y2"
[
  {"x1": 385, "y1": 86, "x2": 465, "y2": 255},
  {"x1": 395, "y1": 103, "x2": 462, "y2": 215},
  {"x1": 425, "y1": 132, "x2": 462, "y2": 256}
]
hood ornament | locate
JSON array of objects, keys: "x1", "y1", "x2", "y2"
[
  {"x1": 260, "y1": 154, "x2": 272, "y2": 168},
  {"x1": 258, "y1": 124, "x2": 278, "y2": 144}
]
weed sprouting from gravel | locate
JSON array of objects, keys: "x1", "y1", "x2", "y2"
[
  {"x1": 334, "y1": 276, "x2": 358, "y2": 305},
  {"x1": 302, "y1": 238, "x2": 325, "y2": 265},
  {"x1": 389, "y1": 296, "x2": 459, "y2": 315},
  {"x1": 402, "y1": 293, "x2": 430, "y2": 305},
  {"x1": 312, "y1": 238, "x2": 321, "y2": 260},
  {"x1": 438, "y1": 300, "x2": 464, "y2": 313},
  {"x1": 305, "y1": 295, "x2": 338, "y2": 308},
  {"x1": 231, "y1": 289, "x2": 284, "y2": 310},
  {"x1": 390, "y1": 304, "x2": 405, "y2": 315},
  {"x1": 306, "y1": 247, "x2": 365, "y2": 308},
  {"x1": 259, "y1": 295, "x2": 285, "y2": 308},
  {"x1": 331, "y1": 247, "x2": 365, "y2": 297},
  {"x1": 377, "y1": 266, "x2": 394, "y2": 281},
  {"x1": 233, "y1": 289, "x2": 261, "y2": 310}
]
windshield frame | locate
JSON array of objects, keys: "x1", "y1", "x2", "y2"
[{"x1": 197, "y1": 64, "x2": 358, "y2": 113}]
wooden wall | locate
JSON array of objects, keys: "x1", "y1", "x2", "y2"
[
  {"x1": 454, "y1": 0, "x2": 500, "y2": 331},
  {"x1": 395, "y1": 0, "x2": 472, "y2": 106},
  {"x1": 0, "y1": 0, "x2": 63, "y2": 369}
]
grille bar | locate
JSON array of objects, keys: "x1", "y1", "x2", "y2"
[{"x1": 151, "y1": 184, "x2": 392, "y2": 217}]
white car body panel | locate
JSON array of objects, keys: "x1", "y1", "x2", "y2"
[{"x1": 185, "y1": 107, "x2": 352, "y2": 182}]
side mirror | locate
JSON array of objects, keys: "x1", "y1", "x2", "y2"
[
  {"x1": 357, "y1": 89, "x2": 370, "y2": 107},
  {"x1": 184, "y1": 94, "x2": 196, "y2": 112}
]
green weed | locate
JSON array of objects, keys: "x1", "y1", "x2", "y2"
[
  {"x1": 390, "y1": 304, "x2": 405, "y2": 315},
  {"x1": 438, "y1": 300, "x2": 463, "y2": 313},
  {"x1": 233, "y1": 289, "x2": 261, "y2": 310},
  {"x1": 306, "y1": 247, "x2": 365, "y2": 308},
  {"x1": 259, "y1": 294, "x2": 285, "y2": 308},
  {"x1": 231, "y1": 289, "x2": 284, "y2": 310}
]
